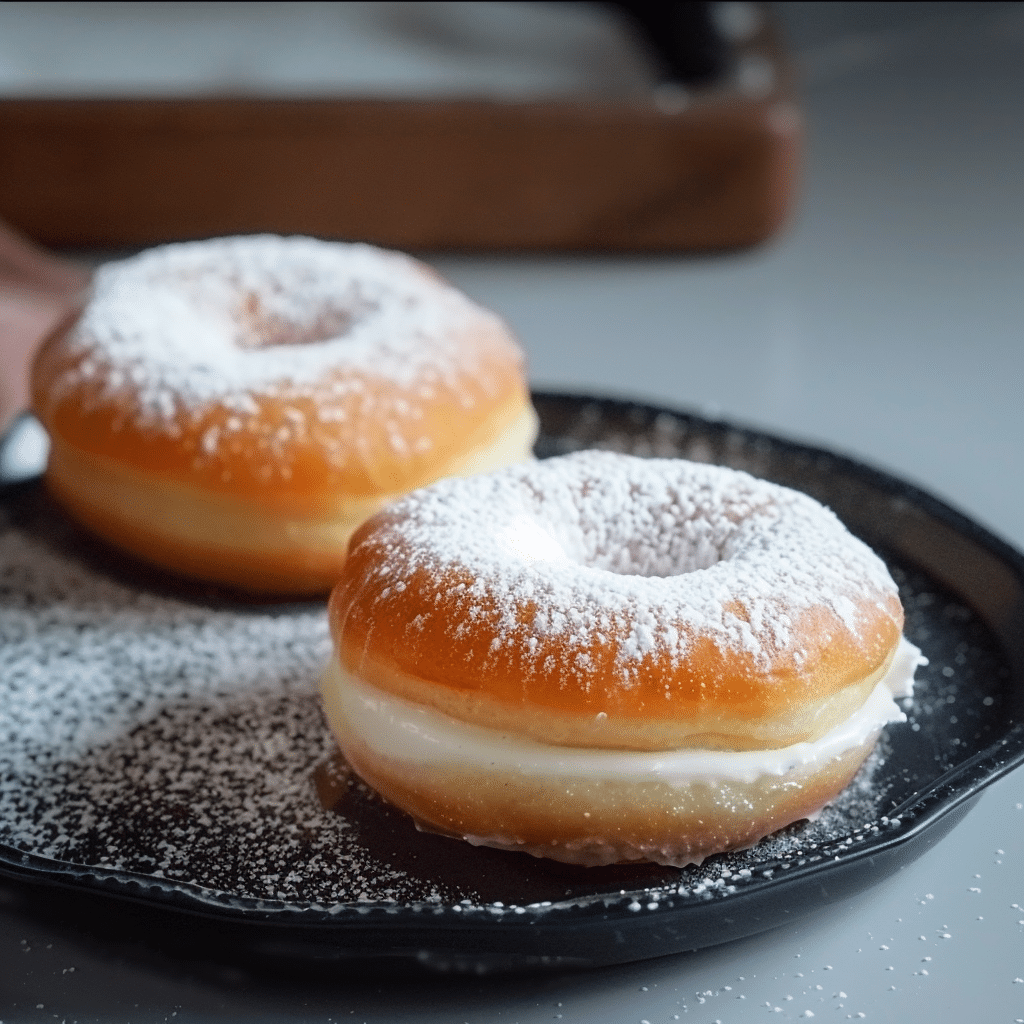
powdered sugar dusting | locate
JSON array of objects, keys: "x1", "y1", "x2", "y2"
[
  {"x1": 39, "y1": 236, "x2": 519, "y2": 472},
  {"x1": 348, "y1": 451, "x2": 901, "y2": 679}
]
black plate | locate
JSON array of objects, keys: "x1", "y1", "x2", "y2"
[{"x1": 1, "y1": 391, "x2": 1022, "y2": 975}]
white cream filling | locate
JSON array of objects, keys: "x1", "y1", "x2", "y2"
[{"x1": 323, "y1": 637, "x2": 924, "y2": 788}]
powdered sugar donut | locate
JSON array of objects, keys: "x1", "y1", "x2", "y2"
[
  {"x1": 30, "y1": 236, "x2": 537, "y2": 594},
  {"x1": 323, "y1": 450, "x2": 921, "y2": 866}
]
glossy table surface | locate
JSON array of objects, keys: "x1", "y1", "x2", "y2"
[{"x1": 1, "y1": 3, "x2": 1023, "y2": 1022}]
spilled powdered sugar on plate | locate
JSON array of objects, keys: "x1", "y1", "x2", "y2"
[{"x1": 0, "y1": 510, "x2": 465, "y2": 906}]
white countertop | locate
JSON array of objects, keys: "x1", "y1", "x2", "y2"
[{"x1": 2, "y1": 3, "x2": 1023, "y2": 1022}]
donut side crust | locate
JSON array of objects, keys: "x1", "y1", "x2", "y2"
[{"x1": 43, "y1": 403, "x2": 538, "y2": 594}]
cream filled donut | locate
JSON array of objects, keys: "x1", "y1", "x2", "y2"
[
  {"x1": 324, "y1": 450, "x2": 921, "y2": 867},
  {"x1": 30, "y1": 236, "x2": 537, "y2": 593}
]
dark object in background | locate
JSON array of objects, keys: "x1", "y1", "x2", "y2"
[
  {"x1": 0, "y1": 2, "x2": 799, "y2": 252},
  {"x1": 606, "y1": 0, "x2": 730, "y2": 84}
]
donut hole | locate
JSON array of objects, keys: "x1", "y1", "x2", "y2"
[
  {"x1": 233, "y1": 292, "x2": 374, "y2": 351},
  {"x1": 584, "y1": 516, "x2": 729, "y2": 579},
  {"x1": 524, "y1": 474, "x2": 759, "y2": 580}
]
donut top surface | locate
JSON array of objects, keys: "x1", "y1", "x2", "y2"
[
  {"x1": 31, "y1": 236, "x2": 530, "y2": 497},
  {"x1": 330, "y1": 452, "x2": 905, "y2": 744}
]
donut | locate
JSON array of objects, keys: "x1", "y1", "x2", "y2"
[
  {"x1": 322, "y1": 450, "x2": 921, "y2": 867},
  {"x1": 30, "y1": 236, "x2": 537, "y2": 594}
]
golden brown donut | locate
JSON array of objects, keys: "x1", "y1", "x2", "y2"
[
  {"x1": 323, "y1": 451, "x2": 921, "y2": 866},
  {"x1": 31, "y1": 236, "x2": 537, "y2": 594}
]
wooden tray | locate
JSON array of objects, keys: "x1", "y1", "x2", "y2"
[{"x1": 0, "y1": 14, "x2": 799, "y2": 252}]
